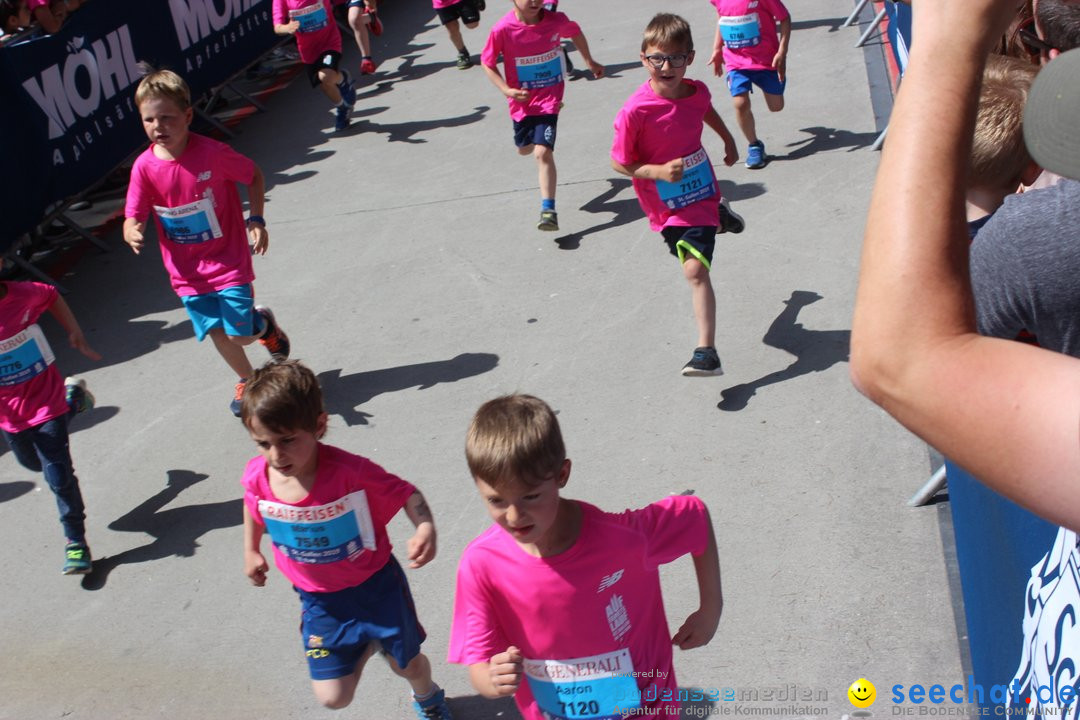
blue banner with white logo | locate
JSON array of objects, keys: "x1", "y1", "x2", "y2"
[{"x1": 0, "y1": 0, "x2": 279, "y2": 246}]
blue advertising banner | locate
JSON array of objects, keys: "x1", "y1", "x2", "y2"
[{"x1": 0, "y1": 0, "x2": 279, "y2": 246}]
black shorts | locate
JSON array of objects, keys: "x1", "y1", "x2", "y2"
[
  {"x1": 513, "y1": 114, "x2": 558, "y2": 149},
  {"x1": 662, "y1": 225, "x2": 718, "y2": 269},
  {"x1": 436, "y1": 0, "x2": 480, "y2": 26},
  {"x1": 307, "y1": 50, "x2": 342, "y2": 86}
]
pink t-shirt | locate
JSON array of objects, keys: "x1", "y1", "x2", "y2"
[
  {"x1": 432, "y1": 0, "x2": 464, "y2": 8},
  {"x1": 242, "y1": 443, "x2": 416, "y2": 593},
  {"x1": 448, "y1": 496, "x2": 710, "y2": 720},
  {"x1": 612, "y1": 80, "x2": 721, "y2": 231},
  {"x1": 272, "y1": 0, "x2": 341, "y2": 64},
  {"x1": 125, "y1": 133, "x2": 256, "y2": 297},
  {"x1": 0, "y1": 282, "x2": 67, "y2": 434},
  {"x1": 710, "y1": 0, "x2": 789, "y2": 72},
  {"x1": 481, "y1": 9, "x2": 581, "y2": 121}
]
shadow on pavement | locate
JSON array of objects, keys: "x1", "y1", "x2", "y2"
[
  {"x1": 318, "y1": 352, "x2": 499, "y2": 426},
  {"x1": 790, "y1": 16, "x2": 847, "y2": 33},
  {"x1": 81, "y1": 469, "x2": 242, "y2": 591},
  {"x1": 773, "y1": 126, "x2": 879, "y2": 162},
  {"x1": 718, "y1": 290, "x2": 850, "y2": 411},
  {"x1": 346, "y1": 105, "x2": 491, "y2": 144},
  {"x1": 0, "y1": 480, "x2": 35, "y2": 503},
  {"x1": 446, "y1": 694, "x2": 517, "y2": 719}
]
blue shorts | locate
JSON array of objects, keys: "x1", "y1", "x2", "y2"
[
  {"x1": 726, "y1": 68, "x2": 786, "y2": 97},
  {"x1": 180, "y1": 284, "x2": 258, "y2": 341},
  {"x1": 513, "y1": 114, "x2": 558, "y2": 149},
  {"x1": 297, "y1": 556, "x2": 426, "y2": 681},
  {"x1": 662, "y1": 225, "x2": 717, "y2": 270}
]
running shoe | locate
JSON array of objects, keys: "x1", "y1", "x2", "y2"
[
  {"x1": 537, "y1": 210, "x2": 559, "y2": 231},
  {"x1": 457, "y1": 50, "x2": 474, "y2": 70},
  {"x1": 256, "y1": 306, "x2": 291, "y2": 360},
  {"x1": 63, "y1": 540, "x2": 92, "y2": 575},
  {"x1": 64, "y1": 377, "x2": 95, "y2": 415},
  {"x1": 718, "y1": 197, "x2": 745, "y2": 234},
  {"x1": 681, "y1": 347, "x2": 724, "y2": 377},
  {"x1": 360, "y1": 56, "x2": 378, "y2": 75},
  {"x1": 413, "y1": 687, "x2": 453, "y2": 720},
  {"x1": 365, "y1": 7, "x2": 383, "y2": 35},
  {"x1": 746, "y1": 140, "x2": 766, "y2": 169},
  {"x1": 230, "y1": 378, "x2": 248, "y2": 418},
  {"x1": 338, "y1": 70, "x2": 357, "y2": 107}
]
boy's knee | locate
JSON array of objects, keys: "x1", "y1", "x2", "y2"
[
  {"x1": 682, "y1": 258, "x2": 711, "y2": 282},
  {"x1": 464, "y1": 20, "x2": 479, "y2": 28},
  {"x1": 517, "y1": 144, "x2": 534, "y2": 156},
  {"x1": 313, "y1": 683, "x2": 356, "y2": 710},
  {"x1": 534, "y1": 145, "x2": 554, "y2": 161},
  {"x1": 226, "y1": 333, "x2": 256, "y2": 346},
  {"x1": 765, "y1": 94, "x2": 784, "y2": 112}
]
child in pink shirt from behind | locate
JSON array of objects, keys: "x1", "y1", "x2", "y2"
[
  {"x1": 240, "y1": 360, "x2": 453, "y2": 719},
  {"x1": 273, "y1": 0, "x2": 358, "y2": 131},
  {"x1": 124, "y1": 69, "x2": 291, "y2": 418},
  {"x1": 707, "y1": 0, "x2": 790, "y2": 169},
  {"x1": 481, "y1": 0, "x2": 603, "y2": 233},
  {"x1": 612, "y1": 13, "x2": 740, "y2": 377},
  {"x1": 0, "y1": 281, "x2": 100, "y2": 575},
  {"x1": 449, "y1": 394, "x2": 723, "y2": 720}
]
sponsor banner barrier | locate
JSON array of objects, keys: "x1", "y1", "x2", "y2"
[
  {"x1": 0, "y1": 0, "x2": 278, "y2": 247},
  {"x1": 946, "y1": 460, "x2": 1062, "y2": 711}
]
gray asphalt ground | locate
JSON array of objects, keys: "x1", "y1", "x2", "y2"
[{"x1": 0, "y1": 1, "x2": 961, "y2": 718}]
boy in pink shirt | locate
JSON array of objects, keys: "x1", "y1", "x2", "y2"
[
  {"x1": 240, "y1": 360, "x2": 452, "y2": 720},
  {"x1": 707, "y1": 0, "x2": 791, "y2": 169},
  {"x1": 481, "y1": 0, "x2": 603, "y2": 232},
  {"x1": 611, "y1": 13, "x2": 741, "y2": 376},
  {"x1": 124, "y1": 70, "x2": 291, "y2": 417},
  {"x1": 273, "y1": 0, "x2": 358, "y2": 131},
  {"x1": 0, "y1": 281, "x2": 100, "y2": 574},
  {"x1": 449, "y1": 394, "x2": 723, "y2": 720}
]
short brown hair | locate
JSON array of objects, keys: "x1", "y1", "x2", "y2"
[
  {"x1": 642, "y1": 13, "x2": 693, "y2": 54},
  {"x1": 134, "y1": 67, "x2": 191, "y2": 111},
  {"x1": 970, "y1": 54, "x2": 1038, "y2": 189},
  {"x1": 465, "y1": 394, "x2": 565, "y2": 489},
  {"x1": 241, "y1": 360, "x2": 325, "y2": 435}
]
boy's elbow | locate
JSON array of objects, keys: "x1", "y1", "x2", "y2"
[{"x1": 848, "y1": 337, "x2": 892, "y2": 408}]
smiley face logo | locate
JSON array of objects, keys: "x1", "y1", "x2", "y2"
[{"x1": 848, "y1": 678, "x2": 876, "y2": 708}]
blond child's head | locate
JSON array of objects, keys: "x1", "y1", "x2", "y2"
[
  {"x1": 970, "y1": 54, "x2": 1039, "y2": 191},
  {"x1": 134, "y1": 67, "x2": 191, "y2": 112},
  {"x1": 465, "y1": 394, "x2": 566, "y2": 490},
  {"x1": 642, "y1": 13, "x2": 693, "y2": 54}
]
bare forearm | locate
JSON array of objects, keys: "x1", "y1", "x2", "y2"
[
  {"x1": 404, "y1": 491, "x2": 434, "y2": 529},
  {"x1": 247, "y1": 166, "x2": 266, "y2": 217}
]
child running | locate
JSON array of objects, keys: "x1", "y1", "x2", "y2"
[
  {"x1": 274, "y1": 0, "x2": 357, "y2": 131},
  {"x1": 344, "y1": 0, "x2": 383, "y2": 76},
  {"x1": 434, "y1": 0, "x2": 485, "y2": 70},
  {"x1": 449, "y1": 394, "x2": 723, "y2": 720},
  {"x1": 123, "y1": 69, "x2": 291, "y2": 417},
  {"x1": 481, "y1": 0, "x2": 603, "y2": 231},
  {"x1": 241, "y1": 360, "x2": 453, "y2": 719},
  {"x1": 0, "y1": 281, "x2": 100, "y2": 574},
  {"x1": 611, "y1": 13, "x2": 741, "y2": 377},
  {"x1": 707, "y1": 0, "x2": 790, "y2": 168}
]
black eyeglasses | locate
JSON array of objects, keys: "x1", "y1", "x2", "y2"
[
  {"x1": 1017, "y1": 25, "x2": 1055, "y2": 56},
  {"x1": 643, "y1": 53, "x2": 690, "y2": 69}
]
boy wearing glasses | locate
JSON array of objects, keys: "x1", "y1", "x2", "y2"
[
  {"x1": 707, "y1": 0, "x2": 790, "y2": 169},
  {"x1": 611, "y1": 13, "x2": 740, "y2": 377}
]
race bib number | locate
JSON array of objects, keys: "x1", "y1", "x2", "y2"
[
  {"x1": 290, "y1": 3, "x2": 329, "y2": 33},
  {"x1": 719, "y1": 13, "x2": 761, "y2": 48},
  {"x1": 655, "y1": 148, "x2": 717, "y2": 210},
  {"x1": 516, "y1": 48, "x2": 564, "y2": 89},
  {"x1": 524, "y1": 649, "x2": 641, "y2": 719},
  {"x1": 153, "y1": 198, "x2": 222, "y2": 244},
  {"x1": 258, "y1": 491, "x2": 377, "y2": 564},
  {"x1": 0, "y1": 324, "x2": 54, "y2": 387}
]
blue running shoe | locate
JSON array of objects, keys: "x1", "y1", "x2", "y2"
[
  {"x1": 64, "y1": 377, "x2": 95, "y2": 415},
  {"x1": 413, "y1": 687, "x2": 453, "y2": 720},
  {"x1": 746, "y1": 140, "x2": 766, "y2": 169},
  {"x1": 338, "y1": 70, "x2": 357, "y2": 107},
  {"x1": 63, "y1": 540, "x2": 92, "y2": 575}
]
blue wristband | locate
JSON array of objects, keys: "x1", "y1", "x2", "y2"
[{"x1": 246, "y1": 215, "x2": 266, "y2": 227}]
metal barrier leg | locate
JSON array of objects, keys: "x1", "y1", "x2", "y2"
[
  {"x1": 224, "y1": 81, "x2": 267, "y2": 113},
  {"x1": 909, "y1": 465, "x2": 947, "y2": 507},
  {"x1": 843, "y1": 0, "x2": 872, "y2": 27},
  {"x1": 856, "y1": 7, "x2": 888, "y2": 47},
  {"x1": 56, "y1": 213, "x2": 110, "y2": 252},
  {"x1": 9, "y1": 253, "x2": 68, "y2": 293},
  {"x1": 871, "y1": 125, "x2": 888, "y2": 151}
]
